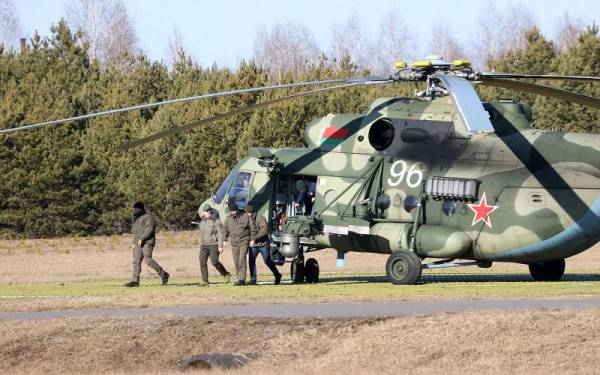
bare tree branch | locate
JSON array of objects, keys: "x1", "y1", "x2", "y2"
[
  {"x1": 428, "y1": 23, "x2": 467, "y2": 63},
  {"x1": 555, "y1": 13, "x2": 585, "y2": 53},
  {"x1": 66, "y1": 0, "x2": 137, "y2": 68},
  {"x1": 0, "y1": 0, "x2": 22, "y2": 49},
  {"x1": 253, "y1": 21, "x2": 321, "y2": 81},
  {"x1": 370, "y1": 9, "x2": 415, "y2": 74},
  {"x1": 330, "y1": 12, "x2": 372, "y2": 71},
  {"x1": 473, "y1": 1, "x2": 537, "y2": 69},
  {"x1": 166, "y1": 27, "x2": 186, "y2": 64}
]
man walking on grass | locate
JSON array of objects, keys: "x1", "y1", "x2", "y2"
[
  {"x1": 222, "y1": 200, "x2": 256, "y2": 286},
  {"x1": 198, "y1": 204, "x2": 231, "y2": 286},
  {"x1": 124, "y1": 201, "x2": 169, "y2": 287},
  {"x1": 245, "y1": 205, "x2": 282, "y2": 285}
]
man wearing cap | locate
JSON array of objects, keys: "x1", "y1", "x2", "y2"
[
  {"x1": 222, "y1": 200, "x2": 256, "y2": 286},
  {"x1": 124, "y1": 201, "x2": 169, "y2": 287},
  {"x1": 245, "y1": 205, "x2": 282, "y2": 285},
  {"x1": 198, "y1": 204, "x2": 231, "y2": 286}
]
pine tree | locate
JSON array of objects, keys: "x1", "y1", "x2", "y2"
[{"x1": 0, "y1": 21, "x2": 102, "y2": 237}]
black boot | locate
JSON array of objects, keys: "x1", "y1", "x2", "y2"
[
  {"x1": 161, "y1": 271, "x2": 170, "y2": 285},
  {"x1": 124, "y1": 281, "x2": 139, "y2": 287},
  {"x1": 274, "y1": 273, "x2": 282, "y2": 285}
]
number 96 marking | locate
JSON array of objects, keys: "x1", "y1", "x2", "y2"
[{"x1": 387, "y1": 160, "x2": 426, "y2": 188}]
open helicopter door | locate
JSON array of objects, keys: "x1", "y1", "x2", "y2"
[{"x1": 271, "y1": 175, "x2": 318, "y2": 228}]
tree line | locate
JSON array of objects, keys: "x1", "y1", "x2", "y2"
[{"x1": 0, "y1": 11, "x2": 599, "y2": 238}]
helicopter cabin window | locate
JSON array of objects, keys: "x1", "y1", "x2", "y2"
[
  {"x1": 228, "y1": 171, "x2": 253, "y2": 209},
  {"x1": 214, "y1": 168, "x2": 238, "y2": 204}
]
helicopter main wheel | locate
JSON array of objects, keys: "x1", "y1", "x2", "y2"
[
  {"x1": 386, "y1": 251, "x2": 422, "y2": 285},
  {"x1": 528, "y1": 259, "x2": 565, "y2": 281},
  {"x1": 304, "y1": 258, "x2": 320, "y2": 283},
  {"x1": 290, "y1": 258, "x2": 305, "y2": 284}
]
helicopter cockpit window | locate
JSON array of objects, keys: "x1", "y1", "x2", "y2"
[
  {"x1": 214, "y1": 169, "x2": 238, "y2": 204},
  {"x1": 228, "y1": 171, "x2": 253, "y2": 209}
]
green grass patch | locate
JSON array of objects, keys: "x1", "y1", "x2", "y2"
[{"x1": 1, "y1": 271, "x2": 600, "y2": 302}]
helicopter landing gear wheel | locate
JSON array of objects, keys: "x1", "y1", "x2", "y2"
[
  {"x1": 386, "y1": 251, "x2": 422, "y2": 285},
  {"x1": 290, "y1": 258, "x2": 305, "y2": 284},
  {"x1": 304, "y1": 258, "x2": 319, "y2": 283},
  {"x1": 528, "y1": 259, "x2": 565, "y2": 281}
]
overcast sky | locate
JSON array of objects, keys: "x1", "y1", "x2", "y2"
[{"x1": 15, "y1": 0, "x2": 600, "y2": 67}]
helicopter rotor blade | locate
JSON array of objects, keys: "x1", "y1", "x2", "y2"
[
  {"x1": 479, "y1": 78, "x2": 600, "y2": 110},
  {"x1": 118, "y1": 79, "x2": 392, "y2": 151},
  {"x1": 0, "y1": 77, "x2": 389, "y2": 135},
  {"x1": 480, "y1": 72, "x2": 600, "y2": 82}
]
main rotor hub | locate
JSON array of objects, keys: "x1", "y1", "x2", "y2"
[{"x1": 391, "y1": 56, "x2": 481, "y2": 100}]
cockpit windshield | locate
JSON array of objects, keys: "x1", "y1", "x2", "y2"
[
  {"x1": 228, "y1": 171, "x2": 253, "y2": 209},
  {"x1": 214, "y1": 168, "x2": 238, "y2": 204}
]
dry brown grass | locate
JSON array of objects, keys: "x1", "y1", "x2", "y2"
[
  {"x1": 0, "y1": 309, "x2": 599, "y2": 374},
  {"x1": 1, "y1": 231, "x2": 599, "y2": 285}
]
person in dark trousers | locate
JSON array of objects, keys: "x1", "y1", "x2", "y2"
[
  {"x1": 198, "y1": 204, "x2": 231, "y2": 286},
  {"x1": 124, "y1": 201, "x2": 169, "y2": 287},
  {"x1": 245, "y1": 205, "x2": 282, "y2": 285},
  {"x1": 295, "y1": 179, "x2": 317, "y2": 215},
  {"x1": 222, "y1": 200, "x2": 256, "y2": 286}
]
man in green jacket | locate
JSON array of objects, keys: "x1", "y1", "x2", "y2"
[
  {"x1": 198, "y1": 204, "x2": 231, "y2": 286},
  {"x1": 245, "y1": 205, "x2": 282, "y2": 285},
  {"x1": 222, "y1": 200, "x2": 256, "y2": 286},
  {"x1": 124, "y1": 202, "x2": 169, "y2": 287}
]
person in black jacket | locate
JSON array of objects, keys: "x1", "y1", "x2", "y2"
[{"x1": 124, "y1": 202, "x2": 169, "y2": 287}]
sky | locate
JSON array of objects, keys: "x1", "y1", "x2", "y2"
[{"x1": 14, "y1": 0, "x2": 600, "y2": 67}]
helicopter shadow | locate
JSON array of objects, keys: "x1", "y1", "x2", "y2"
[{"x1": 317, "y1": 272, "x2": 600, "y2": 285}]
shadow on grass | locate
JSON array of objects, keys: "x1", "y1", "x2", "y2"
[{"x1": 317, "y1": 273, "x2": 600, "y2": 285}]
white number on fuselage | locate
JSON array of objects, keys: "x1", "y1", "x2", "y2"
[{"x1": 387, "y1": 160, "x2": 425, "y2": 188}]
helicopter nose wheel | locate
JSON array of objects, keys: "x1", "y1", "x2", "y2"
[
  {"x1": 528, "y1": 259, "x2": 565, "y2": 281},
  {"x1": 290, "y1": 258, "x2": 305, "y2": 284},
  {"x1": 385, "y1": 251, "x2": 422, "y2": 285},
  {"x1": 290, "y1": 257, "x2": 320, "y2": 283},
  {"x1": 304, "y1": 258, "x2": 319, "y2": 283}
]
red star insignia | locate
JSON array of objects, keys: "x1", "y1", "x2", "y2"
[{"x1": 467, "y1": 192, "x2": 498, "y2": 228}]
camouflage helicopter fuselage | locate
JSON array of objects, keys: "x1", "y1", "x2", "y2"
[{"x1": 205, "y1": 94, "x2": 600, "y2": 271}]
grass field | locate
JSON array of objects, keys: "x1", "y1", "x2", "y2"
[
  {"x1": 3, "y1": 273, "x2": 600, "y2": 313},
  {"x1": 1, "y1": 231, "x2": 600, "y2": 312}
]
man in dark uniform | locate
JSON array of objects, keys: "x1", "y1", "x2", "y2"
[
  {"x1": 295, "y1": 179, "x2": 317, "y2": 215},
  {"x1": 246, "y1": 205, "x2": 282, "y2": 285},
  {"x1": 124, "y1": 201, "x2": 169, "y2": 287},
  {"x1": 222, "y1": 200, "x2": 256, "y2": 286},
  {"x1": 198, "y1": 204, "x2": 231, "y2": 286}
]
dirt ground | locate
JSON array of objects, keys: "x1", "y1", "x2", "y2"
[
  {"x1": 0, "y1": 309, "x2": 599, "y2": 374},
  {"x1": 1, "y1": 231, "x2": 599, "y2": 285}
]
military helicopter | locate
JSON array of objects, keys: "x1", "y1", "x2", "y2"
[{"x1": 3, "y1": 56, "x2": 600, "y2": 285}]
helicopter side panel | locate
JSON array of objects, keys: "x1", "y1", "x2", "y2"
[
  {"x1": 466, "y1": 129, "x2": 600, "y2": 262},
  {"x1": 481, "y1": 194, "x2": 600, "y2": 262}
]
